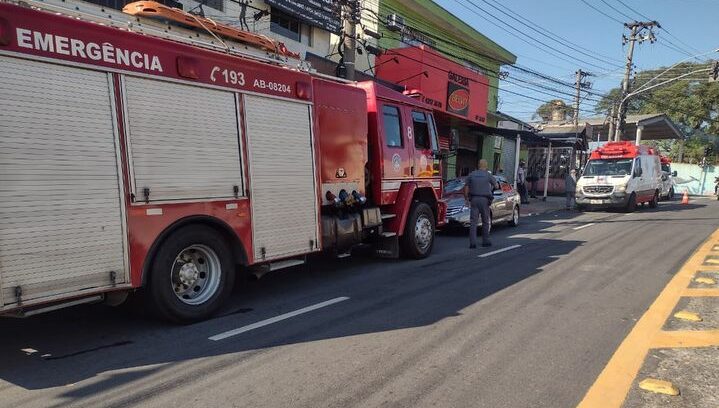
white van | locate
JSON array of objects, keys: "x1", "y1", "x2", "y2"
[{"x1": 576, "y1": 142, "x2": 662, "y2": 212}]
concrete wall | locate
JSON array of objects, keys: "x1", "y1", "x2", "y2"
[{"x1": 673, "y1": 163, "x2": 719, "y2": 196}]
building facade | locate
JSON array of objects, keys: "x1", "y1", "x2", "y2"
[{"x1": 376, "y1": 0, "x2": 516, "y2": 178}]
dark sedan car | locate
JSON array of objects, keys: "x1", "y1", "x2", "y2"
[{"x1": 442, "y1": 175, "x2": 520, "y2": 231}]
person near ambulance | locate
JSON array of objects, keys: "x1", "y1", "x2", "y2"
[
  {"x1": 565, "y1": 169, "x2": 577, "y2": 210},
  {"x1": 516, "y1": 161, "x2": 530, "y2": 204},
  {"x1": 464, "y1": 159, "x2": 499, "y2": 248}
]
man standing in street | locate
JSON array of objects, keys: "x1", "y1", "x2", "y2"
[
  {"x1": 517, "y1": 161, "x2": 530, "y2": 204},
  {"x1": 565, "y1": 168, "x2": 577, "y2": 210},
  {"x1": 465, "y1": 159, "x2": 499, "y2": 249}
]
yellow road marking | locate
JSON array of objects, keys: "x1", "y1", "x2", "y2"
[
  {"x1": 577, "y1": 228, "x2": 719, "y2": 408},
  {"x1": 683, "y1": 288, "x2": 719, "y2": 297},
  {"x1": 652, "y1": 330, "x2": 719, "y2": 348}
]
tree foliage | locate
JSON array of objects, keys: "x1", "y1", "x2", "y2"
[
  {"x1": 533, "y1": 99, "x2": 574, "y2": 122},
  {"x1": 596, "y1": 62, "x2": 719, "y2": 132},
  {"x1": 596, "y1": 62, "x2": 719, "y2": 163}
]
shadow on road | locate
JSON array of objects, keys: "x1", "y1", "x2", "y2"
[{"x1": 0, "y1": 222, "x2": 585, "y2": 405}]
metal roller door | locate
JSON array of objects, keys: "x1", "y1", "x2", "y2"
[
  {"x1": 502, "y1": 137, "x2": 516, "y2": 183},
  {"x1": 123, "y1": 77, "x2": 243, "y2": 202},
  {"x1": 243, "y1": 95, "x2": 319, "y2": 261},
  {"x1": 0, "y1": 56, "x2": 127, "y2": 308}
]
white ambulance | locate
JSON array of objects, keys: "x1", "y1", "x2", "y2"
[{"x1": 576, "y1": 142, "x2": 662, "y2": 212}]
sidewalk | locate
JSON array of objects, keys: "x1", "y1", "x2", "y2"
[{"x1": 520, "y1": 195, "x2": 568, "y2": 216}]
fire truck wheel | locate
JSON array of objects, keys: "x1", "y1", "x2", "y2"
[
  {"x1": 625, "y1": 193, "x2": 637, "y2": 213},
  {"x1": 649, "y1": 191, "x2": 659, "y2": 208},
  {"x1": 401, "y1": 202, "x2": 435, "y2": 259},
  {"x1": 147, "y1": 225, "x2": 235, "y2": 323}
]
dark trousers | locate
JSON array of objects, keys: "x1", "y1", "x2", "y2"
[
  {"x1": 518, "y1": 183, "x2": 529, "y2": 203},
  {"x1": 470, "y1": 196, "x2": 491, "y2": 246},
  {"x1": 530, "y1": 180, "x2": 538, "y2": 197}
]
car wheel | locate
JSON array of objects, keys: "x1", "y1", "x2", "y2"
[
  {"x1": 400, "y1": 201, "x2": 435, "y2": 259},
  {"x1": 509, "y1": 205, "x2": 519, "y2": 227},
  {"x1": 649, "y1": 191, "x2": 659, "y2": 208},
  {"x1": 625, "y1": 193, "x2": 637, "y2": 213},
  {"x1": 146, "y1": 225, "x2": 235, "y2": 323}
]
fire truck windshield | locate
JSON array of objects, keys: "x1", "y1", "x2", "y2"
[{"x1": 584, "y1": 159, "x2": 633, "y2": 176}]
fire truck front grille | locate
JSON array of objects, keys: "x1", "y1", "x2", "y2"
[{"x1": 583, "y1": 185, "x2": 614, "y2": 195}]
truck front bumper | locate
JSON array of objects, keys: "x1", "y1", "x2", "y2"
[{"x1": 576, "y1": 192, "x2": 629, "y2": 208}]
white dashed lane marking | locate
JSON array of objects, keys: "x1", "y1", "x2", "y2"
[
  {"x1": 478, "y1": 244, "x2": 522, "y2": 258},
  {"x1": 573, "y1": 223, "x2": 596, "y2": 230},
  {"x1": 209, "y1": 297, "x2": 350, "y2": 341}
]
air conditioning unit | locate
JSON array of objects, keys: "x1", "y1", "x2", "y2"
[{"x1": 386, "y1": 13, "x2": 404, "y2": 32}]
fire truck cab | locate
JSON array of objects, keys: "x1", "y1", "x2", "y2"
[{"x1": 576, "y1": 142, "x2": 662, "y2": 211}]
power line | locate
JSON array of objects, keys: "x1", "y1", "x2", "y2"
[
  {"x1": 612, "y1": 0, "x2": 704, "y2": 54},
  {"x1": 579, "y1": 0, "x2": 623, "y2": 24},
  {"x1": 457, "y1": 0, "x2": 619, "y2": 71},
  {"x1": 598, "y1": 0, "x2": 635, "y2": 21},
  {"x1": 362, "y1": 6, "x2": 611, "y2": 96},
  {"x1": 484, "y1": 0, "x2": 625, "y2": 65},
  {"x1": 471, "y1": 0, "x2": 623, "y2": 68}
]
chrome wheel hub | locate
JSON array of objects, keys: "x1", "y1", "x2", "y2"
[
  {"x1": 171, "y1": 244, "x2": 221, "y2": 306},
  {"x1": 415, "y1": 215, "x2": 433, "y2": 252}
]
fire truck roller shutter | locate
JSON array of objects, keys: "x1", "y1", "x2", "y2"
[
  {"x1": 243, "y1": 94, "x2": 319, "y2": 261},
  {"x1": 0, "y1": 56, "x2": 127, "y2": 308},
  {"x1": 123, "y1": 76, "x2": 244, "y2": 202}
]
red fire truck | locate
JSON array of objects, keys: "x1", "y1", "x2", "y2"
[{"x1": 0, "y1": 2, "x2": 446, "y2": 321}]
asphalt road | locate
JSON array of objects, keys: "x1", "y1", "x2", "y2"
[{"x1": 1, "y1": 198, "x2": 718, "y2": 408}]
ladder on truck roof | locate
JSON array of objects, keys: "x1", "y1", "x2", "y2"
[{"x1": 7, "y1": 0, "x2": 311, "y2": 70}]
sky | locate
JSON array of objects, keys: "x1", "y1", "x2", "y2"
[{"x1": 433, "y1": 0, "x2": 719, "y2": 122}]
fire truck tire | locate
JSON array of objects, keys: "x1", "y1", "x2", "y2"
[
  {"x1": 147, "y1": 225, "x2": 235, "y2": 323},
  {"x1": 649, "y1": 191, "x2": 659, "y2": 208},
  {"x1": 401, "y1": 201, "x2": 435, "y2": 259}
]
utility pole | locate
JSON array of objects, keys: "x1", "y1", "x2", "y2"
[
  {"x1": 607, "y1": 104, "x2": 617, "y2": 142},
  {"x1": 614, "y1": 21, "x2": 659, "y2": 141},
  {"x1": 340, "y1": 0, "x2": 360, "y2": 80},
  {"x1": 574, "y1": 69, "x2": 592, "y2": 167}
]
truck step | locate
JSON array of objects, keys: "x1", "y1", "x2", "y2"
[
  {"x1": 381, "y1": 214, "x2": 396, "y2": 220},
  {"x1": 381, "y1": 232, "x2": 397, "y2": 237},
  {"x1": 269, "y1": 259, "x2": 305, "y2": 271}
]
